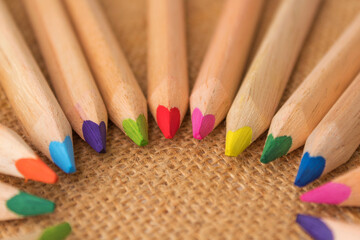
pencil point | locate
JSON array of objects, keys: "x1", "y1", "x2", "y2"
[
  {"x1": 15, "y1": 158, "x2": 58, "y2": 184},
  {"x1": 300, "y1": 182, "x2": 351, "y2": 205},
  {"x1": 122, "y1": 114, "x2": 148, "y2": 146},
  {"x1": 294, "y1": 152, "x2": 325, "y2": 187},
  {"x1": 40, "y1": 222, "x2": 72, "y2": 240},
  {"x1": 296, "y1": 214, "x2": 333, "y2": 240},
  {"x1": 156, "y1": 105, "x2": 180, "y2": 139},
  {"x1": 225, "y1": 127, "x2": 252, "y2": 156},
  {"x1": 6, "y1": 191, "x2": 55, "y2": 216},
  {"x1": 82, "y1": 120, "x2": 107, "y2": 153},
  {"x1": 191, "y1": 108, "x2": 215, "y2": 140},
  {"x1": 49, "y1": 136, "x2": 76, "y2": 174},
  {"x1": 260, "y1": 134, "x2": 292, "y2": 164}
]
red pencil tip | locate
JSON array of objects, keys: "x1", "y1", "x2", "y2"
[
  {"x1": 156, "y1": 105, "x2": 180, "y2": 139},
  {"x1": 15, "y1": 158, "x2": 58, "y2": 184}
]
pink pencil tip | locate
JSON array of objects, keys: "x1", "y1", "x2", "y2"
[
  {"x1": 191, "y1": 108, "x2": 215, "y2": 140},
  {"x1": 300, "y1": 182, "x2": 351, "y2": 205}
]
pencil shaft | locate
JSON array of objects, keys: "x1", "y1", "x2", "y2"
[
  {"x1": 0, "y1": 0, "x2": 75, "y2": 173},
  {"x1": 24, "y1": 0, "x2": 108, "y2": 153},
  {"x1": 225, "y1": 0, "x2": 320, "y2": 156},
  {"x1": 147, "y1": 0, "x2": 188, "y2": 139},
  {"x1": 261, "y1": 13, "x2": 360, "y2": 164},
  {"x1": 64, "y1": 0, "x2": 148, "y2": 146},
  {"x1": 305, "y1": 73, "x2": 360, "y2": 174},
  {"x1": 190, "y1": 0, "x2": 263, "y2": 139}
]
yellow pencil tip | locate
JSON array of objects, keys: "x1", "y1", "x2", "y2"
[{"x1": 225, "y1": 127, "x2": 252, "y2": 157}]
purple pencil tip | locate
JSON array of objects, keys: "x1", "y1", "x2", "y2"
[
  {"x1": 296, "y1": 214, "x2": 333, "y2": 240},
  {"x1": 82, "y1": 121, "x2": 107, "y2": 153}
]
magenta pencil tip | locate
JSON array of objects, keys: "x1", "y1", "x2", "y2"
[{"x1": 191, "y1": 108, "x2": 215, "y2": 140}]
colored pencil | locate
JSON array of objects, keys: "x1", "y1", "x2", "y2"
[
  {"x1": 24, "y1": 0, "x2": 108, "y2": 153},
  {"x1": 64, "y1": 0, "x2": 148, "y2": 146},
  {"x1": 189, "y1": 0, "x2": 263, "y2": 140},
  {"x1": 147, "y1": 0, "x2": 188, "y2": 139},
  {"x1": 0, "y1": 124, "x2": 58, "y2": 184},
  {"x1": 4, "y1": 222, "x2": 71, "y2": 240},
  {"x1": 260, "y1": 13, "x2": 360, "y2": 164},
  {"x1": 0, "y1": 0, "x2": 75, "y2": 173},
  {"x1": 225, "y1": 0, "x2": 320, "y2": 156},
  {"x1": 300, "y1": 166, "x2": 360, "y2": 207},
  {"x1": 297, "y1": 214, "x2": 360, "y2": 240},
  {"x1": 0, "y1": 182, "x2": 55, "y2": 221},
  {"x1": 295, "y1": 72, "x2": 360, "y2": 187}
]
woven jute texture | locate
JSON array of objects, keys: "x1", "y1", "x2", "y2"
[{"x1": 1, "y1": 0, "x2": 360, "y2": 239}]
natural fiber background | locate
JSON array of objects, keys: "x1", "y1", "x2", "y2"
[{"x1": 0, "y1": 0, "x2": 360, "y2": 239}]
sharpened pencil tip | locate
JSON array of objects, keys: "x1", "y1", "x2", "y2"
[
  {"x1": 40, "y1": 222, "x2": 72, "y2": 240},
  {"x1": 300, "y1": 182, "x2": 351, "y2": 205},
  {"x1": 15, "y1": 158, "x2": 58, "y2": 184},
  {"x1": 49, "y1": 136, "x2": 76, "y2": 174},
  {"x1": 82, "y1": 120, "x2": 107, "y2": 153},
  {"x1": 122, "y1": 114, "x2": 149, "y2": 146},
  {"x1": 260, "y1": 134, "x2": 292, "y2": 164},
  {"x1": 156, "y1": 105, "x2": 180, "y2": 139},
  {"x1": 191, "y1": 108, "x2": 215, "y2": 140},
  {"x1": 225, "y1": 127, "x2": 252, "y2": 156},
  {"x1": 6, "y1": 191, "x2": 55, "y2": 216},
  {"x1": 294, "y1": 152, "x2": 325, "y2": 187},
  {"x1": 296, "y1": 214, "x2": 333, "y2": 240}
]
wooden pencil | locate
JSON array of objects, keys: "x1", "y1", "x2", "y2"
[
  {"x1": 0, "y1": 124, "x2": 58, "y2": 184},
  {"x1": 0, "y1": 181, "x2": 55, "y2": 221},
  {"x1": 24, "y1": 0, "x2": 108, "y2": 153},
  {"x1": 300, "y1": 166, "x2": 360, "y2": 207},
  {"x1": 225, "y1": 0, "x2": 320, "y2": 156},
  {"x1": 147, "y1": 0, "x2": 188, "y2": 139},
  {"x1": 296, "y1": 214, "x2": 360, "y2": 240},
  {"x1": 64, "y1": 0, "x2": 148, "y2": 146},
  {"x1": 260, "y1": 13, "x2": 360, "y2": 164},
  {"x1": 4, "y1": 222, "x2": 71, "y2": 240},
  {"x1": 0, "y1": 0, "x2": 75, "y2": 173},
  {"x1": 295, "y1": 72, "x2": 360, "y2": 187},
  {"x1": 189, "y1": 0, "x2": 263, "y2": 140}
]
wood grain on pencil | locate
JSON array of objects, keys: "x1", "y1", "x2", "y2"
[
  {"x1": 0, "y1": 0, "x2": 75, "y2": 173},
  {"x1": 24, "y1": 0, "x2": 108, "y2": 153},
  {"x1": 295, "y1": 72, "x2": 360, "y2": 187},
  {"x1": 225, "y1": 0, "x2": 320, "y2": 156},
  {"x1": 147, "y1": 0, "x2": 188, "y2": 139},
  {"x1": 190, "y1": 0, "x2": 263, "y2": 140},
  {"x1": 64, "y1": 0, "x2": 148, "y2": 146},
  {"x1": 260, "y1": 13, "x2": 360, "y2": 164},
  {"x1": 0, "y1": 124, "x2": 57, "y2": 184}
]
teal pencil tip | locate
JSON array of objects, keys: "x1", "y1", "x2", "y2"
[
  {"x1": 6, "y1": 191, "x2": 55, "y2": 216},
  {"x1": 49, "y1": 136, "x2": 76, "y2": 174},
  {"x1": 260, "y1": 133, "x2": 292, "y2": 164},
  {"x1": 39, "y1": 222, "x2": 72, "y2": 240}
]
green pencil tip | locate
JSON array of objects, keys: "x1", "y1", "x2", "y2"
[
  {"x1": 39, "y1": 222, "x2": 72, "y2": 240},
  {"x1": 260, "y1": 133, "x2": 292, "y2": 164},
  {"x1": 6, "y1": 191, "x2": 55, "y2": 216},
  {"x1": 122, "y1": 114, "x2": 149, "y2": 146}
]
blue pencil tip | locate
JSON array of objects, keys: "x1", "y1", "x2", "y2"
[
  {"x1": 294, "y1": 152, "x2": 325, "y2": 187},
  {"x1": 82, "y1": 120, "x2": 107, "y2": 153},
  {"x1": 49, "y1": 135, "x2": 76, "y2": 174},
  {"x1": 296, "y1": 214, "x2": 333, "y2": 240}
]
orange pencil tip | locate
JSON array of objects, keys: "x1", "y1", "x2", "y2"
[{"x1": 15, "y1": 158, "x2": 58, "y2": 184}]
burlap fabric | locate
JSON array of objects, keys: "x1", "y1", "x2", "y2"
[{"x1": 0, "y1": 0, "x2": 360, "y2": 239}]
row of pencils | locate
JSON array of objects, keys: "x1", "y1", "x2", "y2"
[{"x1": 0, "y1": 0, "x2": 359, "y2": 239}]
